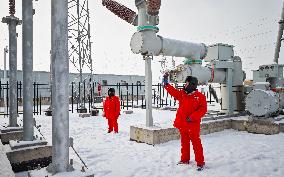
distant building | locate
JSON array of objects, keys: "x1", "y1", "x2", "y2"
[{"x1": 0, "y1": 70, "x2": 145, "y2": 98}]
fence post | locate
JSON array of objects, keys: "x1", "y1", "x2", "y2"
[
  {"x1": 92, "y1": 82, "x2": 95, "y2": 100},
  {"x1": 19, "y1": 81, "x2": 22, "y2": 105},
  {"x1": 78, "y1": 81, "x2": 81, "y2": 109},
  {"x1": 36, "y1": 83, "x2": 39, "y2": 115},
  {"x1": 83, "y1": 81, "x2": 86, "y2": 108},
  {"x1": 153, "y1": 88, "x2": 156, "y2": 107},
  {"x1": 131, "y1": 83, "x2": 134, "y2": 109},
  {"x1": 40, "y1": 94, "x2": 42, "y2": 115},
  {"x1": 90, "y1": 83, "x2": 93, "y2": 108},
  {"x1": 33, "y1": 82, "x2": 36, "y2": 115},
  {"x1": 141, "y1": 95, "x2": 144, "y2": 109},
  {"x1": 76, "y1": 91, "x2": 78, "y2": 112},
  {"x1": 159, "y1": 83, "x2": 162, "y2": 108},
  {"x1": 118, "y1": 83, "x2": 121, "y2": 100},
  {"x1": 209, "y1": 88, "x2": 212, "y2": 104},
  {"x1": 136, "y1": 83, "x2": 139, "y2": 106},
  {"x1": 71, "y1": 82, "x2": 74, "y2": 113},
  {"x1": 121, "y1": 90, "x2": 124, "y2": 109},
  {"x1": 6, "y1": 81, "x2": 9, "y2": 116},
  {"x1": 88, "y1": 94, "x2": 91, "y2": 113},
  {"x1": 166, "y1": 88, "x2": 168, "y2": 106},
  {"x1": 17, "y1": 81, "x2": 18, "y2": 113},
  {"x1": 126, "y1": 83, "x2": 129, "y2": 110}
]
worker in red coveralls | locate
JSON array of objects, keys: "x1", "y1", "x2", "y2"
[
  {"x1": 98, "y1": 83, "x2": 102, "y2": 96},
  {"x1": 163, "y1": 73, "x2": 207, "y2": 171},
  {"x1": 103, "y1": 88, "x2": 120, "y2": 133}
]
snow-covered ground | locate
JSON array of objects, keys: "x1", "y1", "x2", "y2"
[{"x1": 1, "y1": 108, "x2": 283, "y2": 177}]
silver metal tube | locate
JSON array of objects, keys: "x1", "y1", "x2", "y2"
[
  {"x1": 137, "y1": 2, "x2": 154, "y2": 127},
  {"x1": 51, "y1": 0, "x2": 70, "y2": 173},
  {"x1": 130, "y1": 33, "x2": 207, "y2": 59},
  {"x1": 145, "y1": 56, "x2": 153, "y2": 127},
  {"x1": 137, "y1": 2, "x2": 147, "y2": 26},
  {"x1": 160, "y1": 37, "x2": 207, "y2": 59},
  {"x1": 22, "y1": 0, "x2": 34, "y2": 141},
  {"x1": 274, "y1": 1, "x2": 284, "y2": 63}
]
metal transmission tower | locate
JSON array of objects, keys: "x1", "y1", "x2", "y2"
[{"x1": 68, "y1": 0, "x2": 93, "y2": 113}]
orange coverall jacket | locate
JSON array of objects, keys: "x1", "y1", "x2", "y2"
[
  {"x1": 103, "y1": 96, "x2": 120, "y2": 119},
  {"x1": 164, "y1": 84, "x2": 207, "y2": 132}
]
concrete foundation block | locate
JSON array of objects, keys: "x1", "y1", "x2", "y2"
[
  {"x1": 130, "y1": 120, "x2": 234, "y2": 145},
  {"x1": 201, "y1": 120, "x2": 231, "y2": 135},
  {"x1": 246, "y1": 120, "x2": 280, "y2": 135},
  {"x1": 279, "y1": 123, "x2": 284, "y2": 133},
  {"x1": 231, "y1": 120, "x2": 248, "y2": 131},
  {"x1": 123, "y1": 110, "x2": 134, "y2": 114},
  {"x1": 6, "y1": 145, "x2": 52, "y2": 172},
  {"x1": 0, "y1": 127, "x2": 23, "y2": 133},
  {"x1": 28, "y1": 167, "x2": 94, "y2": 177},
  {"x1": 0, "y1": 143, "x2": 15, "y2": 177},
  {"x1": 9, "y1": 140, "x2": 48, "y2": 150},
  {"x1": 130, "y1": 126, "x2": 180, "y2": 145},
  {"x1": 130, "y1": 117, "x2": 283, "y2": 145},
  {"x1": 0, "y1": 128, "x2": 24, "y2": 144},
  {"x1": 79, "y1": 113, "x2": 91, "y2": 118},
  {"x1": 200, "y1": 123, "x2": 210, "y2": 135}
]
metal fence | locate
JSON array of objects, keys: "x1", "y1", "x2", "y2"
[
  {"x1": 0, "y1": 81, "x2": 49, "y2": 116},
  {"x1": 70, "y1": 82, "x2": 221, "y2": 112},
  {"x1": 0, "y1": 81, "x2": 221, "y2": 115}
]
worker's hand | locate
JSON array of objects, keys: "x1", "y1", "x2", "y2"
[
  {"x1": 102, "y1": 112, "x2": 106, "y2": 117},
  {"x1": 186, "y1": 117, "x2": 192, "y2": 122},
  {"x1": 162, "y1": 72, "x2": 169, "y2": 86}
]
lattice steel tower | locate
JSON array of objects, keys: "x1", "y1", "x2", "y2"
[{"x1": 68, "y1": 0, "x2": 93, "y2": 112}]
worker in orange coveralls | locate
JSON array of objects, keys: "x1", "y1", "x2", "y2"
[
  {"x1": 163, "y1": 73, "x2": 207, "y2": 171},
  {"x1": 103, "y1": 88, "x2": 120, "y2": 133}
]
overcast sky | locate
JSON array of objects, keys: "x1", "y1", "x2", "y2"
[{"x1": 0, "y1": 0, "x2": 283, "y2": 82}]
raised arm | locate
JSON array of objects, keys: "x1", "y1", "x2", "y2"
[{"x1": 164, "y1": 84, "x2": 182, "y2": 101}]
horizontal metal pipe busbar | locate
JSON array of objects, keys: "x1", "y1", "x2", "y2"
[
  {"x1": 130, "y1": 31, "x2": 207, "y2": 59},
  {"x1": 173, "y1": 64, "x2": 226, "y2": 84}
]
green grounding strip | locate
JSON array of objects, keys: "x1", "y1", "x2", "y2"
[{"x1": 137, "y1": 25, "x2": 159, "y2": 32}]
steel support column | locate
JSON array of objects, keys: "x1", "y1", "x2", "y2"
[{"x1": 22, "y1": 0, "x2": 34, "y2": 141}]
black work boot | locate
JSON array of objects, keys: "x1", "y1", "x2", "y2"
[{"x1": 197, "y1": 165, "x2": 204, "y2": 171}]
